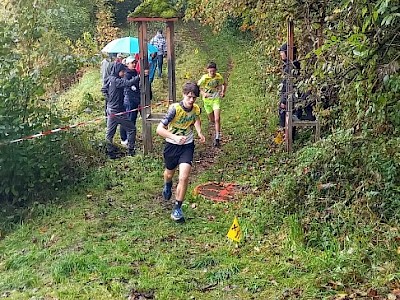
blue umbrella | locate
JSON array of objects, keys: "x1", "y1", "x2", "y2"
[{"x1": 101, "y1": 37, "x2": 158, "y2": 54}]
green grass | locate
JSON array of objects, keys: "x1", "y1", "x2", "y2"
[{"x1": 0, "y1": 21, "x2": 399, "y2": 299}]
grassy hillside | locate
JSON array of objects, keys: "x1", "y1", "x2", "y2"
[{"x1": 0, "y1": 21, "x2": 399, "y2": 300}]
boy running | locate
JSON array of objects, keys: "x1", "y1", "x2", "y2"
[
  {"x1": 197, "y1": 62, "x2": 226, "y2": 147},
  {"x1": 156, "y1": 82, "x2": 205, "y2": 223}
]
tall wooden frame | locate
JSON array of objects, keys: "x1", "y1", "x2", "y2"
[
  {"x1": 285, "y1": 18, "x2": 320, "y2": 153},
  {"x1": 127, "y1": 17, "x2": 178, "y2": 154},
  {"x1": 285, "y1": 19, "x2": 295, "y2": 152}
]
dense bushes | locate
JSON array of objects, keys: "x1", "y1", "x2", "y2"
[
  {"x1": 270, "y1": 131, "x2": 399, "y2": 220},
  {"x1": 0, "y1": 21, "x2": 76, "y2": 203},
  {"x1": 0, "y1": 0, "x2": 105, "y2": 204},
  {"x1": 183, "y1": 0, "x2": 399, "y2": 227},
  {"x1": 184, "y1": 0, "x2": 399, "y2": 135}
]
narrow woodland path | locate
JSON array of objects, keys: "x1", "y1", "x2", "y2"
[
  {"x1": 181, "y1": 22, "x2": 235, "y2": 178},
  {"x1": 149, "y1": 21, "x2": 236, "y2": 202}
]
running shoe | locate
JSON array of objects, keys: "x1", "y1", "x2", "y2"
[
  {"x1": 170, "y1": 207, "x2": 185, "y2": 223},
  {"x1": 162, "y1": 182, "x2": 172, "y2": 200}
]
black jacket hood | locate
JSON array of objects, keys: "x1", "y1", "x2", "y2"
[{"x1": 110, "y1": 62, "x2": 126, "y2": 77}]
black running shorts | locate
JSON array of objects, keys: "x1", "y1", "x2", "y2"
[{"x1": 163, "y1": 142, "x2": 195, "y2": 170}]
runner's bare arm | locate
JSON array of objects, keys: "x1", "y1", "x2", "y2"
[
  {"x1": 156, "y1": 123, "x2": 187, "y2": 144},
  {"x1": 220, "y1": 81, "x2": 227, "y2": 97},
  {"x1": 194, "y1": 118, "x2": 205, "y2": 143}
]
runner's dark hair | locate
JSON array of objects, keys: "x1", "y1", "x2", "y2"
[
  {"x1": 207, "y1": 61, "x2": 217, "y2": 69},
  {"x1": 183, "y1": 81, "x2": 200, "y2": 97}
]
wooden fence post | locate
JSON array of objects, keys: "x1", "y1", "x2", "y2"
[
  {"x1": 166, "y1": 21, "x2": 176, "y2": 102},
  {"x1": 138, "y1": 21, "x2": 153, "y2": 154},
  {"x1": 285, "y1": 18, "x2": 295, "y2": 153}
]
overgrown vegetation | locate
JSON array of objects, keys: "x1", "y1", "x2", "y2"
[
  {"x1": 183, "y1": 0, "x2": 400, "y2": 228},
  {"x1": 0, "y1": 0, "x2": 135, "y2": 203},
  {"x1": 129, "y1": 0, "x2": 178, "y2": 18},
  {"x1": 0, "y1": 0, "x2": 399, "y2": 299}
]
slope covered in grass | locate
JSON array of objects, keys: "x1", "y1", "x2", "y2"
[{"x1": 0, "y1": 21, "x2": 398, "y2": 300}]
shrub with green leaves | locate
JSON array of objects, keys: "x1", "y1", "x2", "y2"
[
  {"x1": 268, "y1": 131, "x2": 400, "y2": 231},
  {"x1": 0, "y1": 1, "x2": 97, "y2": 204},
  {"x1": 129, "y1": 0, "x2": 178, "y2": 18}
]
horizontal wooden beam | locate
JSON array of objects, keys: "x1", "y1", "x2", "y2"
[
  {"x1": 292, "y1": 120, "x2": 320, "y2": 141},
  {"x1": 292, "y1": 120, "x2": 319, "y2": 127},
  {"x1": 127, "y1": 17, "x2": 179, "y2": 22},
  {"x1": 146, "y1": 113, "x2": 165, "y2": 123}
]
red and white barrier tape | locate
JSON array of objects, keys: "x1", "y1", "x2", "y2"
[{"x1": 0, "y1": 103, "x2": 164, "y2": 146}]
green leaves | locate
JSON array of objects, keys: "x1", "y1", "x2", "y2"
[
  {"x1": 129, "y1": 0, "x2": 179, "y2": 18},
  {"x1": 0, "y1": 0, "x2": 101, "y2": 204}
]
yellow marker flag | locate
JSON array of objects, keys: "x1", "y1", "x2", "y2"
[
  {"x1": 227, "y1": 217, "x2": 242, "y2": 242},
  {"x1": 274, "y1": 131, "x2": 284, "y2": 145}
]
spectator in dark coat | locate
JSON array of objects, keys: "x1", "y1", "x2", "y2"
[
  {"x1": 101, "y1": 62, "x2": 140, "y2": 158},
  {"x1": 120, "y1": 56, "x2": 141, "y2": 148},
  {"x1": 278, "y1": 43, "x2": 301, "y2": 128}
]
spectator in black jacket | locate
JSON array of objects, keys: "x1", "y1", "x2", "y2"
[
  {"x1": 120, "y1": 56, "x2": 141, "y2": 148},
  {"x1": 278, "y1": 43, "x2": 301, "y2": 129},
  {"x1": 101, "y1": 62, "x2": 140, "y2": 158}
]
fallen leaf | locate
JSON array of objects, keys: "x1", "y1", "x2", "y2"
[
  {"x1": 270, "y1": 279, "x2": 278, "y2": 286},
  {"x1": 367, "y1": 289, "x2": 378, "y2": 297},
  {"x1": 387, "y1": 294, "x2": 396, "y2": 300},
  {"x1": 317, "y1": 182, "x2": 336, "y2": 190},
  {"x1": 334, "y1": 293, "x2": 348, "y2": 300},
  {"x1": 392, "y1": 289, "x2": 400, "y2": 296},
  {"x1": 274, "y1": 131, "x2": 284, "y2": 144}
]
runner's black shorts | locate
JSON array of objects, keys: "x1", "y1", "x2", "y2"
[{"x1": 163, "y1": 142, "x2": 195, "y2": 170}]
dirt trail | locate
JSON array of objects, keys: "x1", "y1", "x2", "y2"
[
  {"x1": 183, "y1": 22, "x2": 234, "y2": 177},
  {"x1": 153, "y1": 22, "x2": 235, "y2": 202}
]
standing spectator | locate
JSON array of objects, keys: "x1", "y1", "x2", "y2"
[
  {"x1": 197, "y1": 62, "x2": 226, "y2": 147},
  {"x1": 101, "y1": 63, "x2": 141, "y2": 158},
  {"x1": 150, "y1": 29, "x2": 167, "y2": 78},
  {"x1": 120, "y1": 56, "x2": 141, "y2": 149},
  {"x1": 133, "y1": 52, "x2": 155, "y2": 100},
  {"x1": 148, "y1": 52, "x2": 158, "y2": 84},
  {"x1": 278, "y1": 43, "x2": 301, "y2": 129},
  {"x1": 134, "y1": 53, "x2": 141, "y2": 73},
  {"x1": 133, "y1": 52, "x2": 156, "y2": 84},
  {"x1": 100, "y1": 53, "x2": 112, "y2": 84},
  {"x1": 116, "y1": 53, "x2": 124, "y2": 63},
  {"x1": 156, "y1": 82, "x2": 205, "y2": 223}
]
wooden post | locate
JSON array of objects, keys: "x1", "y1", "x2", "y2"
[
  {"x1": 316, "y1": 16, "x2": 324, "y2": 49},
  {"x1": 315, "y1": 121, "x2": 320, "y2": 141},
  {"x1": 127, "y1": 17, "x2": 179, "y2": 155},
  {"x1": 138, "y1": 21, "x2": 153, "y2": 154},
  {"x1": 285, "y1": 18, "x2": 294, "y2": 152},
  {"x1": 166, "y1": 21, "x2": 176, "y2": 102},
  {"x1": 317, "y1": 1, "x2": 325, "y2": 48}
]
